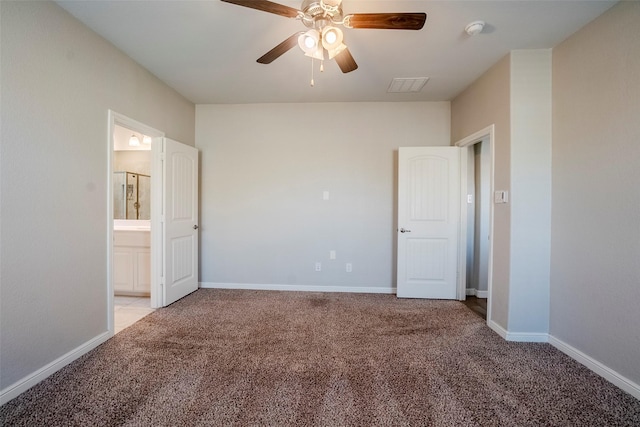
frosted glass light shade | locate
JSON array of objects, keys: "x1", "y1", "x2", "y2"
[
  {"x1": 321, "y1": 26, "x2": 343, "y2": 51},
  {"x1": 129, "y1": 135, "x2": 140, "y2": 146},
  {"x1": 298, "y1": 30, "x2": 323, "y2": 60}
]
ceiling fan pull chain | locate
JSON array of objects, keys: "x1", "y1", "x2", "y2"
[
  {"x1": 310, "y1": 57, "x2": 315, "y2": 87},
  {"x1": 320, "y1": 59, "x2": 324, "y2": 73}
]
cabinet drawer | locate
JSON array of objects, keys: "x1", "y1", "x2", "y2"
[{"x1": 114, "y1": 230, "x2": 150, "y2": 247}]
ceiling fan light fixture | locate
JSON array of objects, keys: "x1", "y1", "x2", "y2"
[
  {"x1": 321, "y1": 26, "x2": 343, "y2": 50},
  {"x1": 324, "y1": 30, "x2": 337, "y2": 44},
  {"x1": 304, "y1": 35, "x2": 316, "y2": 49},
  {"x1": 298, "y1": 29, "x2": 323, "y2": 59}
]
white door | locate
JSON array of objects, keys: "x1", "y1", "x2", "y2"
[
  {"x1": 162, "y1": 138, "x2": 199, "y2": 306},
  {"x1": 397, "y1": 147, "x2": 460, "y2": 299}
]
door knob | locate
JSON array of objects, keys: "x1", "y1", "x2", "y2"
[
  {"x1": 193, "y1": 225, "x2": 199, "y2": 230},
  {"x1": 400, "y1": 228, "x2": 411, "y2": 233}
]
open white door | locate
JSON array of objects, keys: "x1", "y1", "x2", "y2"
[
  {"x1": 397, "y1": 147, "x2": 460, "y2": 299},
  {"x1": 162, "y1": 138, "x2": 199, "y2": 306}
]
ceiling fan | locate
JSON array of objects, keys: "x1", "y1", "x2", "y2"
[{"x1": 221, "y1": 0, "x2": 426, "y2": 74}]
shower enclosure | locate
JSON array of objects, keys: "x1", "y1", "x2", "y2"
[{"x1": 113, "y1": 171, "x2": 150, "y2": 220}]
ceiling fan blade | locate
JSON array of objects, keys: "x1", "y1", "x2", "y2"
[
  {"x1": 257, "y1": 32, "x2": 303, "y2": 64},
  {"x1": 334, "y1": 47, "x2": 358, "y2": 73},
  {"x1": 346, "y1": 13, "x2": 427, "y2": 30},
  {"x1": 220, "y1": 0, "x2": 300, "y2": 18}
]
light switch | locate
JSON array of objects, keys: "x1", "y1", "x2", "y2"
[
  {"x1": 494, "y1": 191, "x2": 509, "y2": 204},
  {"x1": 323, "y1": 191, "x2": 329, "y2": 200}
]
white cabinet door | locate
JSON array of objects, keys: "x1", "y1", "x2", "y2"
[
  {"x1": 162, "y1": 138, "x2": 199, "y2": 306},
  {"x1": 397, "y1": 147, "x2": 460, "y2": 299},
  {"x1": 113, "y1": 247, "x2": 134, "y2": 293},
  {"x1": 134, "y1": 249, "x2": 151, "y2": 293},
  {"x1": 114, "y1": 230, "x2": 151, "y2": 295}
]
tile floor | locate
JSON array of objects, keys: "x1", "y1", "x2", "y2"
[{"x1": 114, "y1": 296, "x2": 155, "y2": 334}]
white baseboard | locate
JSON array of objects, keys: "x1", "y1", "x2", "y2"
[
  {"x1": 549, "y1": 335, "x2": 640, "y2": 400},
  {"x1": 487, "y1": 320, "x2": 548, "y2": 342},
  {"x1": 487, "y1": 324, "x2": 640, "y2": 399},
  {"x1": 0, "y1": 331, "x2": 112, "y2": 405},
  {"x1": 466, "y1": 288, "x2": 488, "y2": 298},
  {"x1": 199, "y1": 282, "x2": 396, "y2": 295},
  {"x1": 487, "y1": 319, "x2": 508, "y2": 339}
]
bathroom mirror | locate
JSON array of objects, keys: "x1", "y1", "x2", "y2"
[{"x1": 114, "y1": 171, "x2": 150, "y2": 220}]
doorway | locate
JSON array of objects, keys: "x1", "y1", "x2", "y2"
[
  {"x1": 461, "y1": 140, "x2": 490, "y2": 318},
  {"x1": 456, "y1": 125, "x2": 495, "y2": 324},
  {"x1": 108, "y1": 111, "x2": 164, "y2": 334}
]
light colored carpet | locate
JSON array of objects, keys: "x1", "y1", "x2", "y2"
[{"x1": 2, "y1": 289, "x2": 639, "y2": 426}]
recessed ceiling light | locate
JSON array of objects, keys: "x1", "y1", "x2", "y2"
[{"x1": 387, "y1": 77, "x2": 429, "y2": 93}]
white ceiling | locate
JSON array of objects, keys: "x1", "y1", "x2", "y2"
[{"x1": 56, "y1": 0, "x2": 616, "y2": 105}]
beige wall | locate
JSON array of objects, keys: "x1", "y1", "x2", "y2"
[
  {"x1": 508, "y1": 49, "x2": 552, "y2": 334},
  {"x1": 451, "y1": 55, "x2": 511, "y2": 328},
  {"x1": 196, "y1": 102, "x2": 450, "y2": 291},
  {"x1": 551, "y1": 1, "x2": 640, "y2": 384},
  {"x1": 0, "y1": 0, "x2": 194, "y2": 394},
  {"x1": 114, "y1": 151, "x2": 152, "y2": 176}
]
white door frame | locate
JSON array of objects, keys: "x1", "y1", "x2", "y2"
[
  {"x1": 455, "y1": 124, "x2": 495, "y2": 325},
  {"x1": 107, "y1": 111, "x2": 164, "y2": 334}
]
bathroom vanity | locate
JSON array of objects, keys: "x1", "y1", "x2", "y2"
[{"x1": 113, "y1": 220, "x2": 150, "y2": 296}]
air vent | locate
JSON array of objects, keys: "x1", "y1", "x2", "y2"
[{"x1": 387, "y1": 77, "x2": 429, "y2": 93}]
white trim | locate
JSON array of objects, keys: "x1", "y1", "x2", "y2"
[
  {"x1": 505, "y1": 331, "x2": 548, "y2": 343},
  {"x1": 455, "y1": 124, "x2": 496, "y2": 326},
  {"x1": 150, "y1": 137, "x2": 164, "y2": 309},
  {"x1": 0, "y1": 332, "x2": 111, "y2": 405},
  {"x1": 487, "y1": 320, "x2": 548, "y2": 343},
  {"x1": 199, "y1": 282, "x2": 396, "y2": 294},
  {"x1": 457, "y1": 147, "x2": 468, "y2": 300},
  {"x1": 488, "y1": 320, "x2": 509, "y2": 339},
  {"x1": 487, "y1": 325, "x2": 639, "y2": 398},
  {"x1": 549, "y1": 335, "x2": 640, "y2": 400}
]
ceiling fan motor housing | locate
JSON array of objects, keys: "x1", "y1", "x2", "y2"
[{"x1": 301, "y1": 0, "x2": 344, "y2": 28}]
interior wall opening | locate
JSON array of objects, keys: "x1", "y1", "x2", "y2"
[
  {"x1": 108, "y1": 111, "x2": 164, "y2": 334},
  {"x1": 463, "y1": 138, "x2": 490, "y2": 318}
]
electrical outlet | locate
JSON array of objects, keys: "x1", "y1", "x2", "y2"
[
  {"x1": 346, "y1": 263, "x2": 352, "y2": 273},
  {"x1": 315, "y1": 262, "x2": 322, "y2": 272}
]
